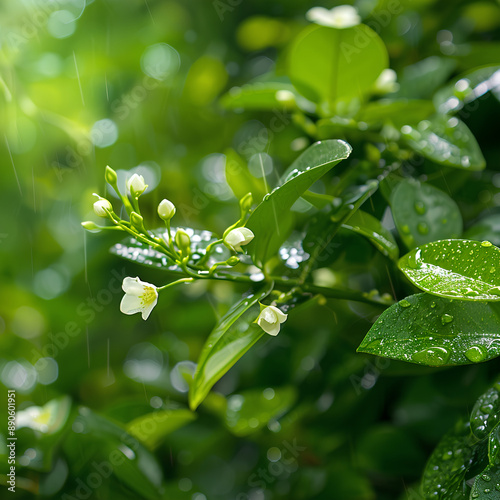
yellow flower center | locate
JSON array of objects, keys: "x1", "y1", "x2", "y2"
[{"x1": 140, "y1": 286, "x2": 156, "y2": 306}]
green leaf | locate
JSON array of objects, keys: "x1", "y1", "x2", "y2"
[
  {"x1": 489, "y1": 421, "x2": 500, "y2": 465},
  {"x1": 398, "y1": 239, "x2": 500, "y2": 301},
  {"x1": 390, "y1": 179, "x2": 463, "y2": 249},
  {"x1": 127, "y1": 409, "x2": 197, "y2": 450},
  {"x1": 434, "y1": 64, "x2": 500, "y2": 114},
  {"x1": 420, "y1": 420, "x2": 476, "y2": 498},
  {"x1": 465, "y1": 214, "x2": 500, "y2": 248},
  {"x1": 111, "y1": 227, "x2": 228, "y2": 272},
  {"x1": 470, "y1": 464, "x2": 500, "y2": 499},
  {"x1": 358, "y1": 99, "x2": 435, "y2": 129},
  {"x1": 401, "y1": 114, "x2": 485, "y2": 170},
  {"x1": 225, "y1": 386, "x2": 296, "y2": 436},
  {"x1": 287, "y1": 24, "x2": 388, "y2": 105},
  {"x1": 341, "y1": 209, "x2": 399, "y2": 260},
  {"x1": 246, "y1": 140, "x2": 352, "y2": 267},
  {"x1": 357, "y1": 293, "x2": 500, "y2": 366},
  {"x1": 189, "y1": 283, "x2": 274, "y2": 410},
  {"x1": 224, "y1": 149, "x2": 268, "y2": 203},
  {"x1": 471, "y1": 385, "x2": 500, "y2": 440}
]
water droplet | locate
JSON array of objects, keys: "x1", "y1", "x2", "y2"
[
  {"x1": 412, "y1": 347, "x2": 450, "y2": 366},
  {"x1": 414, "y1": 201, "x2": 426, "y2": 215},
  {"x1": 285, "y1": 169, "x2": 300, "y2": 182},
  {"x1": 488, "y1": 286, "x2": 500, "y2": 297},
  {"x1": 465, "y1": 345, "x2": 487, "y2": 363},
  {"x1": 417, "y1": 222, "x2": 429, "y2": 235},
  {"x1": 496, "y1": 484, "x2": 500, "y2": 491},
  {"x1": 441, "y1": 314, "x2": 453, "y2": 325},
  {"x1": 485, "y1": 488, "x2": 491, "y2": 493},
  {"x1": 471, "y1": 492, "x2": 479, "y2": 498},
  {"x1": 263, "y1": 193, "x2": 270, "y2": 201},
  {"x1": 401, "y1": 225, "x2": 411, "y2": 234},
  {"x1": 490, "y1": 267, "x2": 496, "y2": 274},
  {"x1": 431, "y1": 302, "x2": 436, "y2": 308},
  {"x1": 465, "y1": 288, "x2": 479, "y2": 297},
  {"x1": 481, "y1": 240, "x2": 493, "y2": 247},
  {"x1": 483, "y1": 474, "x2": 491, "y2": 482},
  {"x1": 400, "y1": 299, "x2": 411, "y2": 308}
]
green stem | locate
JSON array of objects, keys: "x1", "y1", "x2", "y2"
[
  {"x1": 197, "y1": 239, "x2": 224, "y2": 267},
  {"x1": 158, "y1": 278, "x2": 194, "y2": 291}
]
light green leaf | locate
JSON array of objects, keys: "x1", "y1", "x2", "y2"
[
  {"x1": 390, "y1": 179, "x2": 463, "y2": 249},
  {"x1": 341, "y1": 209, "x2": 399, "y2": 260},
  {"x1": 470, "y1": 464, "x2": 500, "y2": 499},
  {"x1": 357, "y1": 293, "x2": 500, "y2": 366},
  {"x1": 434, "y1": 64, "x2": 500, "y2": 114},
  {"x1": 225, "y1": 386, "x2": 296, "y2": 436},
  {"x1": 189, "y1": 283, "x2": 274, "y2": 410},
  {"x1": 287, "y1": 24, "x2": 388, "y2": 105},
  {"x1": 127, "y1": 409, "x2": 197, "y2": 450},
  {"x1": 246, "y1": 139, "x2": 352, "y2": 267},
  {"x1": 401, "y1": 114, "x2": 485, "y2": 170},
  {"x1": 398, "y1": 239, "x2": 500, "y2": 301}
]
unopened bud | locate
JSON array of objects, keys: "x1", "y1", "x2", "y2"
[
  {"x1": 105, "y1": 165, "x2": 118, "y2": 185},
  {"x1": 81, "y1": 221, "x2": 101, "y2": 232},
  {"x1": 130, "y1": 212, "x2": 146, "y2": 232},
  {"x1": 227, "y1": 256, "x2": 240, "y2": 266},
  {"x1": 127, "y1": 173, "x2": 148, "y2": 197},
  {"x1": 175, "y1": 228, "x2": 191, "y2": 254},
  {"x1": 93, "y1": 198, "x2": 113, "y2": 218},
  {"x1": 158, "y1": 199, "x2": 176, "y2": 221}
]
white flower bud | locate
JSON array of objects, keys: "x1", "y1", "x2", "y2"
[
  {"x1": 306, "y1": 5, "x2": 361, "y2": 29},
  {"x1": 175, "y1": 228, "x2": 191, "y2": 254},
  {"x1": 93, "y1": 198, "x2": 113, "y2": 218},
  {"x1": 81, "y1": 221, "x2": 101, "y2": 232},
  {"x1": 127, "y1": 173, "x2": 148, "y2": 197},
  {"x1": 158, "y1": 199, "x2": 176, "y2": 221},
  {"x1": 224, "y1": 227, "x2": 254, "y2": 252},
  {"x1": 256, "y1": 305, "x2": 287, "y2": 336}
]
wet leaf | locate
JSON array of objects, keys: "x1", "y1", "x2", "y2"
[
  {"x1": 465, "y1": 214, "x2": 500, "y2": 248},
  {"x1": 390, "y1": 179, "x2": 463, "y2": 249},
  {"x1": 470, "y1": 464, "x2": 500, "y2": 499},
  {"x1": 398, "y1": 239, "x2": 500, "y2": 301},
  {"x1": 288, "y1": 24, "x2": 388, "y2": 105},
  {"x1": 225, "y1": 386, "x2": 296, "y2": 436},
  {"x1": 246, "y1": 140, "x2": 352, "y2": 267},
  {"x1": 470, "y1": 385, "x2": 500, "y2": 440},
  {"x1": 488, "y1": 421, "x2": 500, "y2": 465},
  {"x1": 341, "y1": 209, "x2": 399, "y2": 260},
  {"x1": 401, "y1": 114, "x2": 485, "y2": 170},
  {"x1": 357, "y1": 293, "x2": 500, "y2": 366},
  {"x1": 189, "y1": 283, "x2": 274, "y2": 410}
]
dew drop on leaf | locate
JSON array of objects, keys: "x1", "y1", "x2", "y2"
[
  {"x1": 441, "y1": 314, "x2": 453, "y2": 325},
  {"x1": 414, "y1": 201, "x2": 426, "y2": 215},
  {"x1": 482, "y1": 240, "x2": 493, "y2": 247},
  {"x1": 399, "y1": 299, "x2": 411, "y2": 308},
  {"x1": 412, "y1": 347, "x2": 450, "y2": 366},
  {"x1": 417, "y1": 222, "x2": 429, "y2": 235},
  {"x1": 465, "y1": 345, "x2": 487, "y2": 363}
]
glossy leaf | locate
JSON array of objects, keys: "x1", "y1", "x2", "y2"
[
  {"x1": 471, "y1": 385, "x2": 500, "y2": 440},
  {"x1": 465, "y1": 214, "x2": 500, "y2": 247},
  {"x1": 398, "y1": 239, "x2": 500, "y2": 301},
  {"x1": 390, "y1": 179, "x2": 463, "y2": 249},
  {"x1": 287, "y1": 24, "x2": 388, "y2": 105},
  {"x1": 489, "y1": 421, "x2": 500, "y2": 465},
  {"x1": 358, "y1": 293, "x2": 500, "y2": 366},
  {"x1": 225, "y1": 386, "x2": 296, "y2": 436},
  {"x1": 341, "y1": 209, "x2": 399, "y2": 260},
  {"x1": 401, "y1": 114, "x2": 485, "y2": 170},
  {"x1": 189, "y1": 283, "x2": 274, "y2": 410},
  {"x1": 420, "y1": 421, "x2": 476, "y2": 499},
  {"x1": 246, "y1": 140, "x2": 352, "y2": 267},
  {"x1": 358, "y1": 99, "x2": 435, "y2": 129},
  {"x1": 111, "y1": 227, "x2": 228, "y2": 272},
  {"x1": 434, "y1": 64, "x2": 500, "y2": 114},
  {"x1": 470, "y1": 464, "x2": 500, "y2": 499},
  {"x1": 127, "y1": 409, "x2": 197, "y2": 450}
]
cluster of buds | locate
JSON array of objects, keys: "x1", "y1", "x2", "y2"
[{"x1": 81, "y1": 166, "x2": 289, "y2": 336}]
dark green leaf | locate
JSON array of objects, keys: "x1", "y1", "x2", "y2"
[
  {"x1": 471, "y1": 385, "x2": 500, "y2": 440},
  {"x1": 489, "y1": 421, "x2": 500, "y2": 465},
  {"x1": 398, "y1": 239, "x2": 500, "y2": 301},
  {"x1": 401, "y1": 114, "x2": 485, "y2": 170},
  {"x1": 470, "y1": 464, "x2": 500, "y2": 499},
  {"x1": 287, "y1": 24, "x2": 388, "y2": 105},
  {"x1": 358, "y1": 293, "x2": 500, "y2": 366},
  {"x1": 246, "y1": 140, "x2": 352, "y2": 267},
  {"x1": 390, "y1": 179, "x2": 463, "y2": 249},
  {"x1": 465, "y1": 214, "x2": 500, "y2": 248},
  {"x1": 189, "y1": 283, "x2": 274, "y2": 410},
  {"x1": 225, "y1": 386, "x2": 296, "y2": 436}
]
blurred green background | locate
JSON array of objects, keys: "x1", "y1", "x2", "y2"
[{"x1": 1, "y1": 0, "x2": 500, "y2": 498}]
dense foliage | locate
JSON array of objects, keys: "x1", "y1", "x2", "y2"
[{"x1": 2, "y1": 0, "x2": 500, "y2": 499}]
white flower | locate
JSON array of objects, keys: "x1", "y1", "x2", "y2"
[
  {"x1": 374, "y1": 69, "x2": 399, "y2": 94},
  {"x1": 127, "y1": 173, "x2": 148, "y2": 196},
  {"x1": 306, "y1": 5, "x2": 361, "y2": 29},
  {"x1": 224, "y1": 227, "x2": 254, "y2": 252},
  {"x1": 93, "y1": 198, "x2": 113, "y2": 217},
  {"x1": 120, "y1": 277, "x2": 158, "y2": 320},
  {"x1": 17, "y1": 397, "x2": 71, "y2": 434},
  {"x1": 256, "y1": 305, "x2": 287, "y2": 336},
  {"x1": 158, "y1": 199, "x2": 176, "y2": 220}
]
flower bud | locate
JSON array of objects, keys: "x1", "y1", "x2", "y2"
[
  {"x1": 105, "y1": 165, "x2": 118, "y2": 185},
  {"x1": 227, "y1": 256, "x2": 240, "y2": 266},
  {"x1": 81, "y1": 221, "x2": 101, "y2": 232},
  {"x1": 127, "y1": 173, "x2": 148, "y2": 197},
  {"x1": 130, "y1": 211, "x2": 146, "y2": 232},
  {"x1": 239, "y1": 192, "x2": 253, "y2": 214},
  {"x1": 158, "y1": 199, "x2": 176, "y2": 221},
  {"x1": 256, "y1": 305, "x2": 287, "y2": 336},
  {"x1": 93, "y1": 198, "x2": 113, "y2": 218},
  {"x1": 224, "y1": 227, "x2": 254, "y2": 252},
  {"x1": 175, "y1": 228, "x2": 191, "y2": 254}
]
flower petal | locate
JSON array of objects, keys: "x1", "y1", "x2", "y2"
[
  {"x1": 120, "y1": 293, "x2": 143, "y2": 315},
  {"x1": 268, "y1": 306, "x2": 287, "y2": 323},
  {"x1": 141, "y1": 295, "x2": 158, "y2": 320}
]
